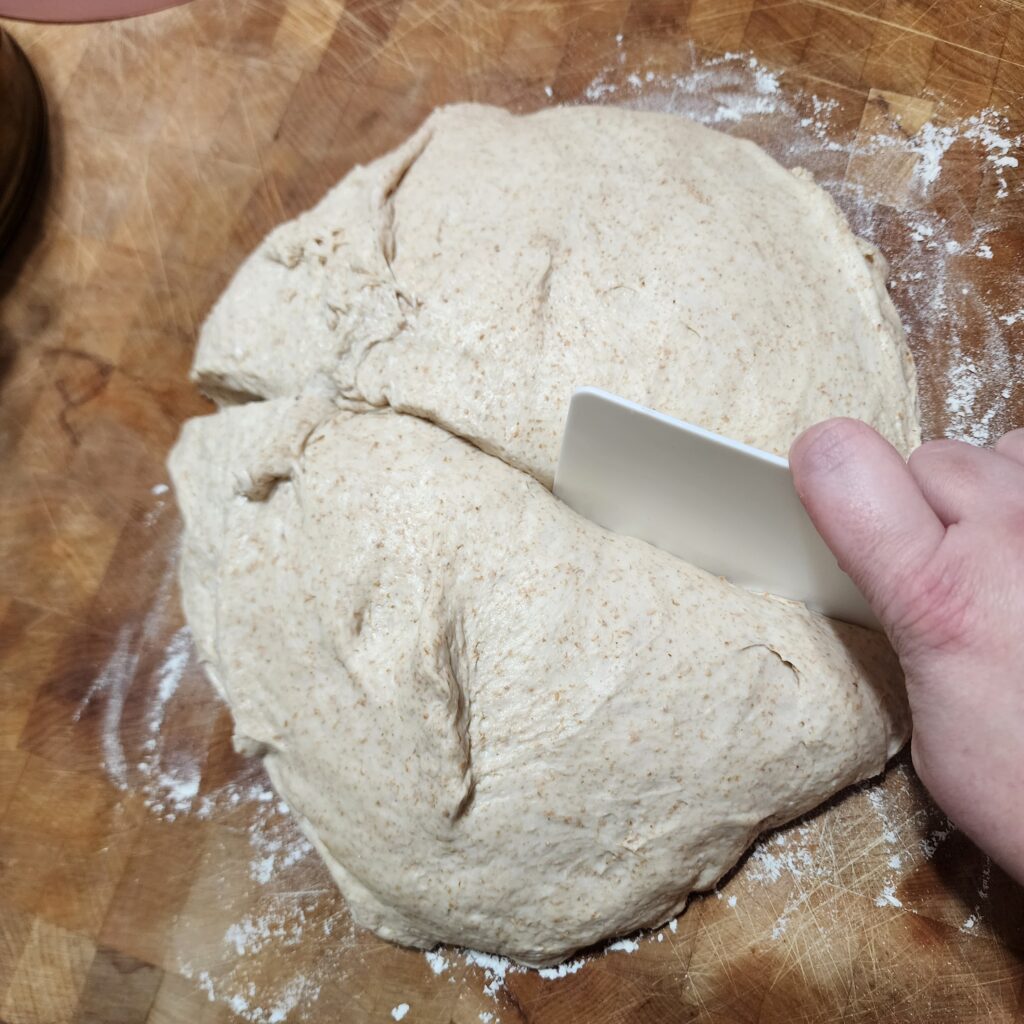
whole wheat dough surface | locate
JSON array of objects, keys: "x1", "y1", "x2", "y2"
[
  {"x1": 193, "y1": 103, "x2": 919, "y2": 483},
  {"x1": 170, "y1": 103, "x2": 920, "y2": 966}
]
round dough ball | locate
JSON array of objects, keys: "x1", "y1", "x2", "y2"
[{"x1": 170, "y1": 104, "x2": 919, "y2": 966}]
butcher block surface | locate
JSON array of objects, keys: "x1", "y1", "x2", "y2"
[{"x1": 1, "y1": 1, "x2": 1023, "y2": 1021}]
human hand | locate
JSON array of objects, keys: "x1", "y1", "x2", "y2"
[{"x1": 790, "y1": 418, "x2": 1024, "y2": 886}]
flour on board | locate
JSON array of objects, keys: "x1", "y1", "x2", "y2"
[
  {"x1": 463, "y1": 950, "x2": 513, "y2": 999},
  {"x1": 180, "y1": 969, "x2": 319, "y2": 1024},
  {"x1": 81, "y1": 549, "x2": 328, "y2": 1021},
  {"x1": 606, "y1": 937, "x2": 640, "y2": 954},
  {"x1": 537, "y1": 957, "x2": 587, "y2": 980},
  {"x1": 959, "y1": 856, "x2": 994, "y2": 933},
  {"x1": 424, "y1": 950, "x2": 449, "y2": 975}
]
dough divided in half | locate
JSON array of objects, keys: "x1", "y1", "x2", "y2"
[{"x1": 170, "y1": 104, "x2": 919, "y2": 966}]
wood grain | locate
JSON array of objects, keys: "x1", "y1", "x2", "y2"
[{"x1": 1, "y1": 2, "x2": 1022, "y2": 1022}]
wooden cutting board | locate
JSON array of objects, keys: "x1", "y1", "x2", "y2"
[{"x1": 1, "y1": 2, "x2": 1022, "y2": 1022}]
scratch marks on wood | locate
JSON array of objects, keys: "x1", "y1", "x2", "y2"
[{"x1": 801, "y1": 0, "x2": 1024, "y2": 71}]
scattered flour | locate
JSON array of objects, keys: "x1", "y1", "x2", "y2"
[
  {"x1": 225, "y1": 905, "x2": 309, "y2": 957},
  {"x1": 80, "y1": 626, "x2": 135, "y2": 787},
  {"x1": 587, "y1": 50, "x2": 784, "y2": 125},
  {"x1": 83, "y1": 550, "x2": 325, "y2": 1021},
  {"x1": 537, "y1": 957, "x2": 587, "y2": 980},
  {"x1": 145, "y1": 480, "x2": 171, "y2": 527},
  {"x1": 246, "y1": 826, "x2": 314, "y2": 884},
  {"x1": 771, "y1": 893, "x2": 808, "y2": 940},
  {"x1": 858, "y1": 110, "x2": 1020, "y2": 197},
  {"x1": 867, "y1": 788, "x2": 900, "y2": 845},
  {"x1": 76, "y1": 560, "x2": 181, "y2": 787},
  {"x1": 745, "y1": 827, "x2": 823, "y2": 885},
  {"x1": 181, "y1": 966, "x2": 320, "y2": 1024},
  {"x1": 154, "y1": 626, "x2": 191, "y2": 707},
  {"x1": 606, "y1": 937, "x2": 640, "y2": 954},
  {"x1": 136, "y1": 624, "x2": 199, "y2": 820},
  {"x1": 863, "y1": 771, "x2": 957, "y2": 913},
  {"x1": 965, "y1": 114, "x2": 1021, "y2": 197},
  {"x1": 172, "y1": 770, "x2": 333, "y2": 1021},
  {"x1": 920, "y1": 822, "x2": 956, "y2": 860},
  {"x1": 451, "y1": 920, "x2": 663, "y2": 1000},
  {"x1": 424, "y1": 950, "x2": 449, "y2": 975},
  {"x1": 959, "y1": 857, "x2": 993, "y2": 933},
  {"x1": 463, "y1": 950, "x2": 512, "y2": 999},
  {"x1": 875, "y1": 884, "x2": 903, "y2": 909}
]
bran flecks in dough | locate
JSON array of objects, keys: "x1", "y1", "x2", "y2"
[{"x1": 170, "y1": 104, "x2": 920, "y2": 966}]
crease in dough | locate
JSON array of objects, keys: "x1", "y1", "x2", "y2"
[{"x1": 170, "y1": 103, "x2": 919, "y2": 966}]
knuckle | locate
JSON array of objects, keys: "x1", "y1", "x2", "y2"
[
  {"x1": 908, "y1": 438, "x2": 953, "y2": 466},
  {"x1": 995, "y1": 428, "x2": 1024, "y2": 459},
  {"x1": 908, "y1": 439, "x2": 982, "y2": 499},
  {"x1": 908, "y1": 438, "x2": 971, "y2": 474},
  {"x1": 995, "y1": 427, "x2": 1024, "y2": 448}
]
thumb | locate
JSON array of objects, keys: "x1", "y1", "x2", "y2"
[{"x1": 789, "y1": 419, "x2": 945, "y2": 627}]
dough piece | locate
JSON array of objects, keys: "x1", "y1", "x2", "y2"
[
  {"x1": 171, "y1": 104, "x2": 921, "y2": 965},
  {"x1": 193, "y1": 104, "x2": 920, "y2": 485},
  {"x1": 171, "y1": 403, "x2": 908, "y2": 966}
]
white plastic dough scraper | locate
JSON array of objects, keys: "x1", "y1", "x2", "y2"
[{"x1": 553, "y1": 387, "x2": 880, "y2": 631}]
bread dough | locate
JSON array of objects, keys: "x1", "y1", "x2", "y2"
[
  {"x1": 193, "y1": 104, "x2": 919, "y2": 483},
  {"x1": 170, "y1": 104, "x2": 919, "y2": 966}
]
